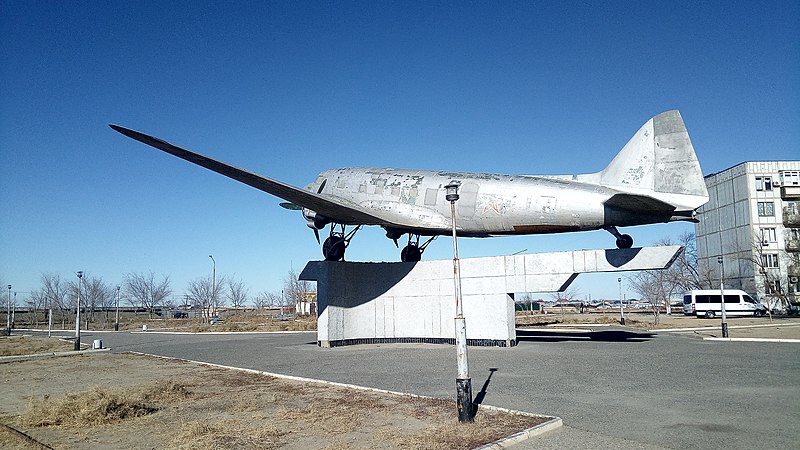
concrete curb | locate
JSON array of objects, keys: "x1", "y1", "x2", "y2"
[
  {"x1": 703, "y1": 337, "x2": 800, "y2": 343},
  {"x1": 473, "y1": 416, "x2": 563, "y2": 449},
  {"x1": 650, "y1": 323, "x2": 800, "y2": 333},
  {"x1": 16, "y1": 328, "x2": 317, "y2": 335},
  {"x1": 0, "y1": 348, "x2": 110, "y2": 363},
  {"x1": 128, "y1": 330, "x2": 316, "y2": 335},
  {"x1": 124, "y1": 351, "x2": 562, "y2": 448}
]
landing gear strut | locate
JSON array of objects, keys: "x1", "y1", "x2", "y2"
[
  {"x1": 322, "y1": 224, "x2": 361, "y2": 261},
  {"x1": 604, "y1": 226, "x2": 633, "y2": 249}
]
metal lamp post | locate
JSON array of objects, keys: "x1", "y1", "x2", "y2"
[
  {"x1": 114, "y1": 286, "x2": 120, "y2": 331},
  {"x1": 717, "y1": 256, "x2": 728, "y2": 338},
  {"x1": 75, "y1": 271, "x2": 83, "y2": 351},
  {"x1": 6, "y1": 285, "x2": 11, "y2": 336},
  {"x1": 209, "y1": 255, "x2": 216, "y2": 319},
  {"x1": 618, "y1": 277, "x2": 625, "y2": 325},
  {"x1": 445, "y1": 182, "x2": 473, "y2": 423}
]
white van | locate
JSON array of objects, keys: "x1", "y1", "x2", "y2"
[{"x1": 682, "y1": 290, "x2": 767, "y2": 318}]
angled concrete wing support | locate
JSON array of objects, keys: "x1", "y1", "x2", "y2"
[{"x1": 300, "y1": 246, "x2": 683, "y2": 348}]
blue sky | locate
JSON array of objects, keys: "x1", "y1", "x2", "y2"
[{"x1": 1, "y1": 1, "x2": 798, "y2": 303}]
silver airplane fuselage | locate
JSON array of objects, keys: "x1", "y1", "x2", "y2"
[{"x1": 305, "y1": 168, "x2": 623, "y2": 237}]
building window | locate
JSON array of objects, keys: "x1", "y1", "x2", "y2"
[
  {"x1": 761, "y1": 253, "x2": 779, "y2": 269},
  {"x1": 755, "y1": 176, "x2": 773, "y2": 191},
  {"x1": 765, "y1": 279, "x2": 782, "y2": 294},
  {"x1": 757, "y1": 201, "x2": 774, "y2": 216},
  {"x1": 761, "y1": 227, "x2": 777, "y2": 243}
]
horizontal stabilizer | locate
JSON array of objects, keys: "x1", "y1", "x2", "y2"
[
  {"x1": 279, "y1": 202, "x2": 303, "y2": 210},
  {"x1": 604, "y1": 193, "x2": 675, "y2": 213}
]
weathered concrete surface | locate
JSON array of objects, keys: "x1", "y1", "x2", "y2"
[{"x1": 301, "y1": 246, "x2": 682, "y2": 347}]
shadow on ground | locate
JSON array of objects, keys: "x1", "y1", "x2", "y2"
[{"x1": 516, "y1": 329, "x2": 655, "y2": 343}]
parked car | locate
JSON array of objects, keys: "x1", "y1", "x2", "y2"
[{"x1": 173, "y1": 311, "x2": 188, "y2": 319}]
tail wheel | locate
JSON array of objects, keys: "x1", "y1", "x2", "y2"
[{"x1": 616, "y1": 234, "x2": 634, "y2": 249}]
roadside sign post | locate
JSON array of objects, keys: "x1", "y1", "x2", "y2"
[
  {"x1": 75, "y1": 271, "x2": 83, "y2": 351},
  {"x1": 115, "y1": 286, "x2": 120, "y2": 331},
  {"x1": 6, "y1": 285, "x2": 11, "y2": 336},
  {"x1": 618, "y1": 277, "x2": 625, "y2": 325}
]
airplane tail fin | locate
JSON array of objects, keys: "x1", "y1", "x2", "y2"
[{"x1": 592, "y1": 110, "x2": 708, "y2": 211}]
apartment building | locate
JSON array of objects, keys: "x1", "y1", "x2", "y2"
[{"x1": 695, "y1": 161, "x2": 800, "y2": 308}]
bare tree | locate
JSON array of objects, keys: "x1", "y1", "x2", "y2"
[
  {"x1": 123, "y1": 272, "x2": 171, "y2": 318},
  {"x1": 283, "y1": 268, "x2": 314, "y2": 309},
  {"x1": 627, "y1": 233, "x2": 716, "y2": 324},
  {"x1": 549, "y1": 285, "x2": 581, "y2": 318},
  {"x1": 226, "y1": 278, "x2": 249, "y2": 309},
  {"x1": 40, "y1": 273, "x2": 70, "y2": 328},
  {"x1": 74, "y1": 275, "x2": 113, "y2": 327},
  {"x1": 186, "y1": 275, "x2": 225, "y2": 321},
  {"x1": 254, "y1": 291, "x2": 281, "y2": 310},
  {"x1": 26, "y1": 289, "x2": 48, "y2": 327},
  {"x1": 744, "y1": 232, "x2": 790, "y2": 320}
]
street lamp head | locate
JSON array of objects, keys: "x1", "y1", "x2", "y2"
[
  {"x1": 77, "y1": 271, "x2": 83, "y2": 279},
  {"x1": 445, "y1": 182, "x2": 460, "y2": 202},
  {"x1": 617, "y1": 277, "x2": 621, "y2": 283},
  {"x1": 717, "y1": 256, "x2": 723, "y2": 264},
  {"x1": 6, "y1": 285, "x2": 10, "y2": 290}
]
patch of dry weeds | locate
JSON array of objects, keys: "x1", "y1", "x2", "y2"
[
  {"x1": 19, "y1": 378, "x2": 193, "y2": 427},
  {"x1": 0, "y1": 336, "x2": 74, "y2": 357}
]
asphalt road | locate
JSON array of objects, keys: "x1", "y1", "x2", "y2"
[{"x1": 52, "y1": 328, "x2": 800, "y2": 449}]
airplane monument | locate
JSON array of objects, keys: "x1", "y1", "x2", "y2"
[{"x1": 110, "y1": 110, "x2": 708, "y2": 262}]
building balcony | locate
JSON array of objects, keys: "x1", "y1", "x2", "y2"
[
  {"x1": 784, "y1": 203, "x2": 800, "y2": 227},
  {"x1": 781, "y1": 185, "x2": 800, "y2": 200}
]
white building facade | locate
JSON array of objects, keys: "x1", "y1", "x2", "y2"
[{"x1": 695, "y1": 161, "x2": 800, "y2": 308}]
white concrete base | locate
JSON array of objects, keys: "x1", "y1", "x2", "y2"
[{"x1": 300, "y1": 246, "x2": 682, "y2": 348}]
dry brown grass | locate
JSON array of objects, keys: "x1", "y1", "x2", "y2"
[
  {"x1": 170, "y1": 419, "x2": 287, "y2": 450},
  {"x1": 19, "y1": 378, "x2": 193, "y2": 427},
  {"x1": 0, "y1": 336, "x2": 74, "y2": 357},
  {"x1": 176, "y1": 314, "x2": 318, "y2": 333},
  {"x1": 516, "y1": 313, "x2": 622, "y2": 327},
  {"x1": 1, "y1": 353, "x2": 552, "y2": 449}
]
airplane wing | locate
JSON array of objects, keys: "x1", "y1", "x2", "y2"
[{"x1": 109, "y1": 125, "x2": 390, "y2": 226}]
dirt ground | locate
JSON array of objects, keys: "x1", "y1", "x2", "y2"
[
  {"x1": 516, "y1": 311, "x2": 800, "y2": 339},
  {"x1": 0, "y1": 342, "x2": 551, "y2": 450}
]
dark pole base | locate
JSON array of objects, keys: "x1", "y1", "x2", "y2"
[
  {"x1": 456, "y1": 378, "x2": 474, "y2": 423},
  {"x1": 73, "y1": 339, "x2": 80, "y2": 351},
  {"x1": 620, "y1": 317, "x2": 625, "y2": 325},
  {"x1": 721, "y1": 322, "x2": 729, "y2": 338},
  {"x1": 114, "y1": 323, "x2": 119, "y2": 332}
]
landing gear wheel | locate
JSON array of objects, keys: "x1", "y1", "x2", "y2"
[
  {"x1": 322, "y1": 236, "x2": 346, "y2": 261},
  {"x1": 616, "y1": 234, "x2": 634, "y2": 249},
  {"x1": 401, "y1": 244, "x2": 422, "y2": 262}
]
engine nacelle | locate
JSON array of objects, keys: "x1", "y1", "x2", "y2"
[
  {"x1": 385, "y1": 228, "x2": 404, "y2": 241},
  {"x1": 303, "y1": 208, "x2": 329, "y2": 230}
]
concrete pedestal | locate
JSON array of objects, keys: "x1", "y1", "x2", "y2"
[{"x1": 300, "y1": 246, "x2": 682, "y2": 348}]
